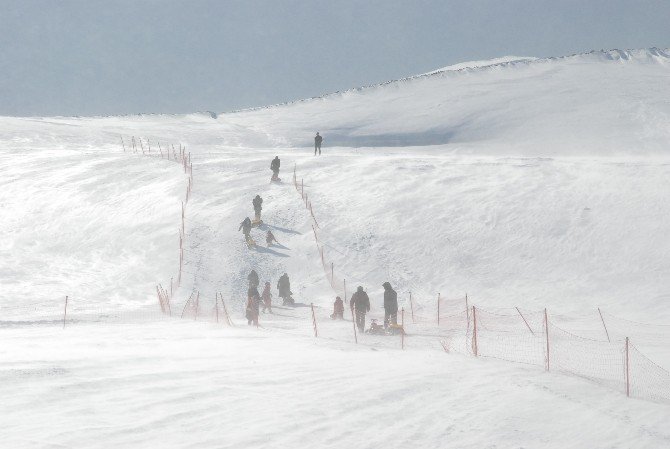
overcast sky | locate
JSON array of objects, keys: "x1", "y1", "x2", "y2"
[{"x1": 1, "y1": 0, "x2": 669, "y2": 116}]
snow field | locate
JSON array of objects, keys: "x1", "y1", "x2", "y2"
[{"x1": 2, "y1": 48, "x2": 670, "y2": 448}]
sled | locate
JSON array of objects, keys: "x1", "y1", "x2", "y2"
[
  {"x1": 270, "y1": 177, "x2": 282, "y2": 183},
  {"x1": 245, "y1": 236, "x2": 256, "y2": 248}
]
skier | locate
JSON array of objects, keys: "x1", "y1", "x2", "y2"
[
  {"x1": 252, "y1": 195, "x2": 263, "y2": 221},
  {"x1": 261, "y1": 281, "x2": 272, "y2": 313},
  {"x1": 246, "y1": 285, "x2": 261, "y2": 326},
  {"x1": 350, "y1": 286, "x2": 370, "y2": 332},
  {"x1": 270, "y1": 156, "x2": 280, "y2": 181},
  {"x1": 382, "y1": 282, "x2": 398, "y2": 328},
  {"x1": 238, "y1": 217, "x2": 252, "y2": 243},
  {"x1": 266, "y1": 230, "x2": 278, "y2": 247},
  {"x1": 330, "y1": 296, "x2": 344, "y2": 320},
  {"x1": 277, "y1": 272, "x2": 293, "y2": 305},
  {"x1": 247, "y1": 269, "x2": 259, "y2": 289},
  {"x1": 314, "y1": 132, "x2": 323, "y2": 155}
]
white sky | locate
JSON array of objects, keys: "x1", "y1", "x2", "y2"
[{"x1": 1, "y1": 0, "x2": 669, "y2": 116}]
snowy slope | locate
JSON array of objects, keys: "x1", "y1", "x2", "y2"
[{"x1": 2, "y1": 48, "x2": 670, "y2": 448}]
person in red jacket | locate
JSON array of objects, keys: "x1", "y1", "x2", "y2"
[
  {"x1": 261, "y1": 281, "x2": 272, "y2": 314},
  {"x1": 330, "y1": 296, "x2": 344, "y2": 320}
]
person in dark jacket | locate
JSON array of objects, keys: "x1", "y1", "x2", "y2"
[
  {"x1": 350, "y1": 286, "x2": 370, "y2": 332},
  {"x1": 246, "y1": 285, "x2": 261, "y2": 326},
  {"x1": 277, "y1": 272, "x2": 293, "y2": 305},
  {"x1": 314, "y1": 132, "x2": 323, "y2": 155},
  {"x1": 270, "y1": 156, "x2": 280, "y2": 180},
  {"x1": 252, "y1": 195, "x2": 263, "y2": 221},
  {"x1": 239, "y1": 217, "x2": 252, "y2": 238},
  {"x1": 247, "y1": 269, "x2": 259, "y2": 289},
  {"x1": 382, "y1": 281, "x2": 398, "y2": 328}
]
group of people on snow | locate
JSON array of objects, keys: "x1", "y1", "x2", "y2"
[
  {"x1": 331, "y1": 282, "x2": 398, "y2": 332},
  {"x1": 245, "y1": 270, "x2": 294, "y2": 326},
  {"x1": 241, "y1": 134, "x2": 402, "y2": 335}
]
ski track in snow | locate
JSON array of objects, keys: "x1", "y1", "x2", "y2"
[{"x1": 2, "y1": 48, "x2": 670, "y2": 448}]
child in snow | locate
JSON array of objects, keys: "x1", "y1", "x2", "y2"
[
  {"x1": 261, "y1": 282, "x2": 272, "y2": 313},
  {"x1": 266, "y1": 230, "x2": 277, "y2": 247},
  {"x1": 246, "y1": 286, "x2": 260, "y2": 326},
  {"x1": 330, "y1": 296, "x2": 344, "y2": 320}
]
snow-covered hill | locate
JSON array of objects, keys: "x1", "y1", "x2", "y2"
[{"x1": 1, "y1": 48, "x2": 670, "y2": 448}]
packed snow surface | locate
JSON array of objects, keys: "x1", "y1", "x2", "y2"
[{"x1": 1, "y1": 48, "x2": 670, "y2": 448}]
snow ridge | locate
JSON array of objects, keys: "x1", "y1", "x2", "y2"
[{"x1": 224, "y1": 47, "x2": 670, "y2": 115}]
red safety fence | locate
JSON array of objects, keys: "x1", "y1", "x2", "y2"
[{"x1": 289, "y1": 164, "x2": 670, "y2": 404}]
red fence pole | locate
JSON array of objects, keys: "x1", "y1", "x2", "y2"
[
  {"x1": 62, "y1": 295, "x2": 68, "y2": 329},
  {"x1": 344, "y1": 279, "x2": 347, "y2": 304},
  {"x1": 437, "y1": 293, "x2": 440, "y2": 326},
  {"x1": 625, "y1": 337, "x2": 630, "y2": 397},
  {"x1": 598, "y1": 307, "x2": 611, "y2": 342},
  {"x1": 410, "y1": 292, "x2": 415, "y2": 323},
  {"x1": 401, "y1": 308, "x2": 405, "y2": 350},
  {"x1": 472, "y1": 305, "x2": 478, "y2": 356},
  {"x1": 311, "y1": 303, "x2": 318, "y2": 337},
  {"x1": 516, "y1": 306, "x2": 535, "y2": 335},
  {"x1": 544, "y1": 308, "x2": 550, "y2": 371},
  {"x1": 465, "y1": 293, "x2": 469, "y2": 322},
  {"x1": 215, "y1": 294, "x2": 219, "y2": 323},
  {"x1": 121, "y1": 136, "x2": 126, "y2": 152},
  {"x1": 331, "y1": 262, "x2": 334, "y2": 283}
]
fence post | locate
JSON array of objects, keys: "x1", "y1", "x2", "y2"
[
  {"x1": 472, "y1": 305, "x2": 478, "y2": 356},
  {"x1": 410, "y1": 292, "x2": 415, "y2": 323},
  {"x1": 301, "y1": 179, "x2": 304, "y2": 198},
  {"x1": 121, "y1": 136, "x2": 126, "y2": 152},
  {"x1": 215, "y1": 294, "x2": 219, "y2": 323},
  {"x1": 437, "y1": 293, "x2": 440, "y2": 326},
  {"x1": 311, "y1": 303, "x2": 318, "y2": 337},
  {"x1": 157, "y1": 286, "x2": 163, "y2": 313},
  {"x1": 331, "y1": 262, "x2": 334, "y2": 283},
  {"x1": 625, "y1": 337, "x2": 630, "y2": 397},
  {"x1": 147, "y1": 138, "x2": 151, "y2": 153},
  {"x1": 219, "y1": 293, "x2": 233, "y2": 326},
  {"x1": 516, "y1": 307, "x2": 535, "y2": 335},
  {"x1": 465, "y1": 293, "x2": 469, "y2": 322},
  {"x1": 401, "y1": 308, "x2": 405, "y2": 350},
  {"x1": 352, "y1": 305, "x2": 358, "y2": 344},
  {"x1": 471, "y1": 305, "x2": 479, "y2": 356},
  {"x1": 62, "y1": 295, "x2": 68, "y2": 329},
  {"x1": 598, "y1": 307, "x2": 611, "y2": 342},
  {"x1": 544, "y1": 308, "x2": 550, "y2": 371},
  {"x1": 194, "y1": 292, "x2": 200, "y2": 321},
  {"x1": 344, "y1": 279, "x2": 347, "y2": 304}
]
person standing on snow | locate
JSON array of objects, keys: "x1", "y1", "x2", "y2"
[
  {"x1": 270, "y1": 156, "x2": 280, "y2": 180},
  {"x1": 382, "y1": 282, "x2": 398, "y2": 328},
  {"x1": 247, "y1": 269, "x2": 259, "y2": 289},
  {"x1": 277, "y1": 272, "x2": 293, "y2": 305},
  {"x1": 330, "y1": 296, "x2": 344, "y2": 320},
  {"x1": 252, "y1": 195, "x2": 263, "y2": 221},
  {"x1": 261, "y1": 281, "x2": 272, "y2": 313},
  {"x1": 266, "y1": 230, "x2": 278, "y2": 247},
  {"x1": 314, "y1": 132, "x2": 323, "y2": 155},
  {"x1": 246, "y1": 285, "x2": 261, "y2": 326},
  {"x1": 350, "y1": 286, "x2": 370, "y2": 332},
  {"x1": 239, "y1": 217, "x2": 252, "y2": 239}
]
